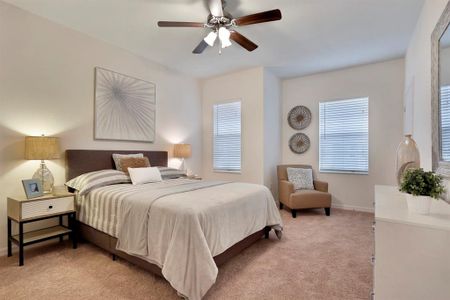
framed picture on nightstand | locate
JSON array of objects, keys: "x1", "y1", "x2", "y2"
[{"x1": 22, "y1": 179, "x2": 43, "y2": 199}]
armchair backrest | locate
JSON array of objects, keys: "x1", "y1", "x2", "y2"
[{"x1": 277, "y1": 164, "x2": 312, "y2": 181}]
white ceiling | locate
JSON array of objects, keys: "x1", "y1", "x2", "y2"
[{"x1": 4, "y1": 0, "x2": 425, "y2": 78}]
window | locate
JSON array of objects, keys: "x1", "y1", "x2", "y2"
[
  {"x1": 213, "y1": 101, "x2": 241, "y2": 172},
  {"x1": 441, "y1": 86, "x2": 450, "y2": 161},
  {"x1": 319, "y1": 97, "x2": 369, "y2": 174}
]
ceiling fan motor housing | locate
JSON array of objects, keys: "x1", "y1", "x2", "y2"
[{"x1": 206, "y1": 13, "x2": 234, "y2": 29}]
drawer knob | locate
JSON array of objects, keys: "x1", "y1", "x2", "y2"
[{"x1": 48, "y1": 205, "x2": 53, "y2": 209}]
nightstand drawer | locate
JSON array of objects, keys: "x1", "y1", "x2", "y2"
[{"x1": 22, "y1": 196, "x2": 74, "y2": 219}]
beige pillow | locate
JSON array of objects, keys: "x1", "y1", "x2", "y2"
[{"x1": 120, "y1": 157, "x2": 151, "y2": 175}]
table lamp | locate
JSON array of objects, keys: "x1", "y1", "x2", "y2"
[
  {"x1": 25, "y1": 135, "x2": 60, "y2": 193},
  {"x1": 173, "y1": 143, "x2": 191, "y2": 172}
]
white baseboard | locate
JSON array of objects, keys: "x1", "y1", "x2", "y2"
[
  {"x1": 0, "y1": 239, "x2": 61, "y2": 257},
  {"x1": 0, "y1": 245, "x2": 16, "y2": 257},
  {"x1": 332, "y1": 203, "x2": 374, "y2": 213}
]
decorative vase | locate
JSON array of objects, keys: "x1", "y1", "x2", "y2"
[
  {"x1": 405, "y1": 194, "x2": 432, "y2": 215},
  {"x1": 396, "y1": 135, "x2": 420, "y2": 185}
]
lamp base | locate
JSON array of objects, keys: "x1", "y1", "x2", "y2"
[
  {"x1": 179, "y1": 158, "x2": 187, "y2": 173},
  {"x1": 32, "y1": 161, "x2": 54, "y2": 194}
]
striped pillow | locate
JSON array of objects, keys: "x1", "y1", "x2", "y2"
[
  {"x1": 65, "y1": 169, "x2": 130, "y2": 195},
  {"x1": 157, "y1": 167, "x2": 187, "y2": 180}
]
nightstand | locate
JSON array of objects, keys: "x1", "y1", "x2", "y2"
[{"x1": 7, "y1": 192, "x2": 77, "y2": 266}]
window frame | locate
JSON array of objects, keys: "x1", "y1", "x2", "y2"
[
  {"x1": 318, "y1": 97, "x2": 370, "y2": 175},
  {"x1": 212, "y1": 100, "x2": 242, "y2": 174}
]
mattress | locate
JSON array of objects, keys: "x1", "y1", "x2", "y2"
[
  {"x1": 75, "y1": 178, "x2": 282, "y2": 300},
  {"x1": 75, "y1": 179, "x2": 201, "y2": 237}
]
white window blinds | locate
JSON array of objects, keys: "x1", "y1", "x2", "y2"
[
  {"x1": 213, "y1": 101, "x2": 241, "y2": 172},
  {"x1": 319, "y1": 97, "x2": 369, "y2": 174},
  {"x1": 441, "y1": 86, "x2": 450, "y2": 161}
]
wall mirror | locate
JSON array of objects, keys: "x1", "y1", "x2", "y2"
[{"x1": 432, "y1": 1, "x2": 450, "y2": 179}]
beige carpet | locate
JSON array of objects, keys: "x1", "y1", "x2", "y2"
[{"x1": 0, "y1": 209, "x2": 373, "y2": 300}]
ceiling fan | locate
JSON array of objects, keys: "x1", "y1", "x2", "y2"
[{"x1": 157, "y1": 0, "x2": 282, "y2": 54}]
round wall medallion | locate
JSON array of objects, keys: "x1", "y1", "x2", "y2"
[
  {"x1": 288, "y1": 106, "x2": 312, "y2": 130},
  {"x1": 289, "y1": 133, "x2": 310, "y2": 154}
]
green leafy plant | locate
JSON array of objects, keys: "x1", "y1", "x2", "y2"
[{"x1": 399, "y1": 168, "x2": 445, "y2": 199}]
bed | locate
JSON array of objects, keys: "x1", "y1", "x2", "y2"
[{"x1": 66, "y1": 149, "x2": 282, "y2": 299}]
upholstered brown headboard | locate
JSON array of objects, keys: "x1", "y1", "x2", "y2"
[{"x1": 66, "y1": 150, "x2": 168, "y2": 180}]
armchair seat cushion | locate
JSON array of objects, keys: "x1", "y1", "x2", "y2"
[{"x1": 288, "y1": 189, "x2": 332, "y2": 209}]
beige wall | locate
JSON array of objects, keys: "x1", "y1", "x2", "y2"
[
  {"x1": 201, "y1": 67, "x2": 265, "y2": 184},
  {"x1": 263, "y1": 70, "x2": 282, "y2": 197},
  {"x1": 282, "y1": 59, "x2": 405, "y2": 211},
  {"x1": 404, "y1": 0, "x2": 449, "y2": 170},
  {"x1": 201, "y1": 67, "x2": 281, "y2": 197},
  {"x1": 0, "y1": 2, "x2": 202, "y2": 254}
]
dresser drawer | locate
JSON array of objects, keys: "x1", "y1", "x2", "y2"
[{"x1": 22, "y1": 196, "x2": 74, "y2": 219}]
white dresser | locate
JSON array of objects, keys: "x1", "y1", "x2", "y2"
[{"x1": 374, "y1": 185, "x2": 450, "y2": 300}]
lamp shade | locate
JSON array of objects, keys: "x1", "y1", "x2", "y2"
[
  {"x1": 204, "y1": 31, "x2": 217, "y2": 47},
  {"x1": 173, "y1": 144, "x2": 191, "y2": 158},
  {"x1": 25, "y1": 136, "x2": 60, "y2": 160}
]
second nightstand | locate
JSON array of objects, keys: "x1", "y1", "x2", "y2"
[{"x1": 7, "y1": 192, "x2": 77, "y2": 266}]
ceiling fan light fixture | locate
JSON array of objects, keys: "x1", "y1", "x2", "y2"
[
  {"x1": 204, "y1": 31, "x2": 217, "y2": 47},
  {"x1": 218, "y1": 27, "x2": 232, "y2": 48}
]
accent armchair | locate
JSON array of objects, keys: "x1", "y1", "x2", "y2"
[{"x1": 277, "y1": 164, "x2": 331, "y2": 218}]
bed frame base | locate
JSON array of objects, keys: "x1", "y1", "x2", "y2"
[
  {"x1": 66, "y1": 150, "x2": 272, "y2": 280},
  {"x1": 77, "y1": 221, "x2": 270, "y2": 277}
]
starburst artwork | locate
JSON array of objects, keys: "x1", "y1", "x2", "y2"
[{"x1": 94, "y1": 67, "x2": 156, "y2": 142}]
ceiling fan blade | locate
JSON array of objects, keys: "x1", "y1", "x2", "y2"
[
  {"x1": 230, "y1": 31, "x2": 258, "y2": 52},
  {"x1": 234, "y1": 9, "x2": 282, "y2": 26},
  {"x1": 193, "y1": 40, "x2": 209, "y2": 54},
  {"x1": 158, "y1": 21, "x2": 205, "y2": 27},
  {"x1": 208, "y1": 0, "x2": 224, "y2": 17}
]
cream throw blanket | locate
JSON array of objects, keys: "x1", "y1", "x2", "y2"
[{"x1": 115, "y1": 180, "x2": 282, "y2": 300}]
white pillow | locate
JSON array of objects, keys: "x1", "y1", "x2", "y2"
[
  {"x1": 128, "y1": 167, "x2": 162, "y2": 185},
  {"x1": 287, "y1": 167, "x2": 314, "y2": 190},
  {"x1": 112, "y1": 153, "x2": 144, "y2": 171}
]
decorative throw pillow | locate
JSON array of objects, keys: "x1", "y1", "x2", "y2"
[
  {"x1": 112, "y1": 153, "x2": 144, "y2": 171},
  {"x1": 65, "y1": 169, "x2": 131, "y2": 196},
  {"x1": 128, "y1": 167, "x2": 162, "y2": 185},
  {"x1": 120, "y1": 157, "x2": 151, "y2": 175},
  {"x1": 287, "y1": 167, "x2": 314, "y2": 190},
  {"x1": 157, "y1": 167, "x2": 187, "y2": 180}
]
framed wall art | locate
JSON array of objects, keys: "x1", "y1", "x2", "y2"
[{"x1": 94, "y1": 67, "x2": 156, "y2": 142}]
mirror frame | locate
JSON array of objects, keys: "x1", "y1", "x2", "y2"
[{"x1": 432, "y1": 1, "x2": 450, "y2": 177}]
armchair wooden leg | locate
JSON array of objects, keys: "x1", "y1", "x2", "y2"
[
  {"x1": 325, "y1": 207, "x2": 331, "y2": 216},
  {"x1": 292, "y1": 209, "x2": 297, "y2": 218},
  {"x1": 279, "y1": 202, "x2": 284, "y2": 209}
]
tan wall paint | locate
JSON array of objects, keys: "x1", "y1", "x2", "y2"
[
  {"x1": 282, "y1": 59, "x2": 405, "y2": 211},
  {"x1": 404, "y1": 0, "x2": 449, "y2": 170},
  {"x1": 0, "y1": 2, "x2": 202, "y2": 253},
  {"x1": 263, "y1": 70, "x2": 282, "y2": 197},
  {"x1": 201, "y1": 67, "x2": 265, "y2": 184}
]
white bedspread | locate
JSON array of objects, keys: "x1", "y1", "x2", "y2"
[{"x1": 79, "y1": 179, "x2": 282, "y2": 299}]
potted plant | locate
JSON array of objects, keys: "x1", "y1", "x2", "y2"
[{"x1": 399, "y1": 168, "x2": 445, "y2": 214}]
